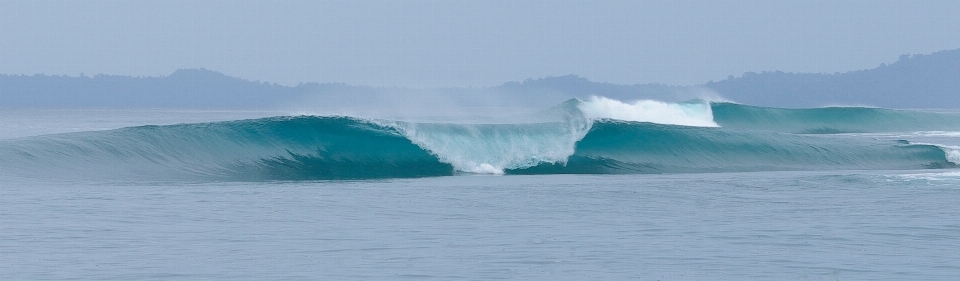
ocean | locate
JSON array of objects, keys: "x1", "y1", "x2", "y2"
[{"x1": 2, "y1": 98, "x2": 960, "y2": 280}]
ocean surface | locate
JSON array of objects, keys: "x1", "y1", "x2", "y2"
[{"x1": 3, "y1": 98, "x2": 960, "y2": 280}]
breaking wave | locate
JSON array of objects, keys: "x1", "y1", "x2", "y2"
[{"x1": 2, "y1": 98, "x2": 958, "y2": 181}]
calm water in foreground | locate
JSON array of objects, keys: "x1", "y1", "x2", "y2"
[{"x1": 3, "y1": 172, "x2": 960, "y2": 280}]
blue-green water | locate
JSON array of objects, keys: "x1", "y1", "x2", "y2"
[
  {"x1": 2, "y1": 100, "x2": 960, "y2": 279},
  {"x1": 3, "y1": 172, "x2": 960, "y2": 280},
  {"x1": 3, "y1": 100, "x2": 959, "y2": 181}
]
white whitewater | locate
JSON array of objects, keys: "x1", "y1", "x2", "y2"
[
  {"x1": 392, "y1": 121, "x2": 587, "y2": 174},
  {"x1": 386, "y1": 96, "x2": 719, "y2": 174},
  {"x1": 576, "y1": 96, "x2": 718, "y2": 127},
  {"x1": 937, "y1": 145, "x2": 960, "y2": 164}
]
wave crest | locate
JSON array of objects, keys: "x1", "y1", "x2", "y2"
[{"x1": 577, "y1": 96, "x2": 718, "y2": 127}]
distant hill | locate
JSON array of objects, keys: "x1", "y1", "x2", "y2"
[
  {"x1": 705, "y1": 49, "x2": 960, "y2": 108},
  {"x1": 0, "y1": 70, "x2": 690, "y2": 110},
  {"x1": 0, "y1": 69, "x2": 304, "y2": 108},
  {"x1": 2, "y1": 48, "x2": 959, "y2": 109}
]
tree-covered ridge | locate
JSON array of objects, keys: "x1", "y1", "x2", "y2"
[
  {"x1": 705, "y1": 49, "x2": 960, "y2": 108},
  {"x1": 2, "y1": 48, "x2": 959, "y2": 109}
]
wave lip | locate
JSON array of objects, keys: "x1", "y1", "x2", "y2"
[{"x1": 578, "y1": 96, "x2": 717, "y2": 127}]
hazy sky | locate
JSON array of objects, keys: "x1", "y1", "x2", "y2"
[{"x1": 2, "y1": 0, "x2": 959, "y2": 88}]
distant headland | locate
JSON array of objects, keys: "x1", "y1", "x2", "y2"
[{"x1": 2, "y1": 48, "x2": 958, "y2": 109}]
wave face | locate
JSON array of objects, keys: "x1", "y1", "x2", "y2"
[
  {"x1": 2, "y1": 98, "x2": 958, "y2": 181},
  {"x1": 712, "y1": 102, "x2": 960, "y2": 134},
  {"x1": 513, "y1": 121, "x2": 954, "y2": 174},
  {"x1": 0, "y1": 117, "x2": 453, "y2": 181}
]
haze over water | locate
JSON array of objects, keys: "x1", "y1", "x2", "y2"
[{"x1": 3, "y1": 1, "x2": 960, "y2": 280}]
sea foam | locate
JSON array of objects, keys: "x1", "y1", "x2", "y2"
[
  {"x1": 939, "y1": 145, "x2": 960, "y2": 164},
  {"x1": 577, "y1": 96, "x2": 718, "y2": 127},
  {"x1": 389, "y1": 97, "x2": 717, "y2": 174},
  {"x1": 389, "y1": 121, "x2": 587, "y2": 175}
]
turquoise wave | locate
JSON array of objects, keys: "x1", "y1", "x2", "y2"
[
  {"x1": 513, "y1": 121, "x2": 953, "y2": 174},
  {"x1": 712, "y1": 102, "x2": 960, "y2": 134},
  {"x1": 2, "y1": 109, "x2": 956, "y2": 181},
  {"x1": 0, "y1": 117, "x2": 452, "y2": 181}
]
